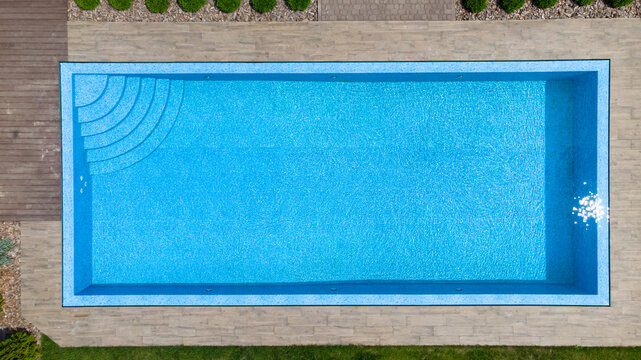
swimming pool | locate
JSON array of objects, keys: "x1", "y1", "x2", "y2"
[{"x1": 61, "y1": 61, "x2": 610, "y2": 306}]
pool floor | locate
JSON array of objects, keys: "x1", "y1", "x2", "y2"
[{"x1": 89, "y1": 79, "x2": 575, "y2": 286}]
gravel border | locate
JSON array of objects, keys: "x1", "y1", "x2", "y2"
[
  {"x1": 68, "y1": 0, "x2": 317, "y2": 22},
  {"x1": 0, "y1": 222, "x2": 38, "y2": 340},
  {"x1": 457, "y1": 0, "x2": 640, "y2": 20}
]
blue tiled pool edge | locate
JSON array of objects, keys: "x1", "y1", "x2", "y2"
[{"x1": 60, "y1": 61, "x2": 610, "y2": 307}]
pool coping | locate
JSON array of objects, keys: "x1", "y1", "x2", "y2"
[{"x1": 60, "y1": 60, "x2": 610, "y2": 307}]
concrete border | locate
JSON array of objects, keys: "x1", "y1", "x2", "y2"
[{"x1": 60, "y1": 60, "x2": 610, "y2": 307}]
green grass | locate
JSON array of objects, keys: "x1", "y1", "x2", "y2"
[{"x1": 41, "y1": 335, "x2": 641, "y2": 360}]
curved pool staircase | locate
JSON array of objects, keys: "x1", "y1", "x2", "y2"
[{"x1": 74, "y1": 75, "x2": 184, "y2": 175}]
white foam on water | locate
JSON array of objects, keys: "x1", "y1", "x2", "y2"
[{"x1": 572, "y1": 192, "x2": 609, "y2": 225}]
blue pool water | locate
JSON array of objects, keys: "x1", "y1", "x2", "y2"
[{"x1": 61, "y1": 62, "x2": 610, "y2": 306}]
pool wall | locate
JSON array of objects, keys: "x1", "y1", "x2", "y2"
[{"x1": 60, "y1": 61, "x2": 610, "y2": 306}]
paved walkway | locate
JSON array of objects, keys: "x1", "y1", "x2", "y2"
[
  {"x1": 0, "y1": 0, "x2": 67, "y2": 221},
  {"x1": 319, "y1": 0, "x2": 454, "y2": 21},
  {"x1": 20, "y1": 19, "x2": 641, "y2": 347}
]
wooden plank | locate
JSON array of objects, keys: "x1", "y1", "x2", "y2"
[
  {"x1": 0, "y1": 173, "x2": 61, "y2": 180},
  {"x1": 0, "y1": 0, "x2": 66, "y2": 6},
  {"x1": 0, "y1": 127, "x2": 60, "y2": 133},
  {"x1": 0, "y1": 179, "x2": 61, "y2": 186},
  {"x1": 0, "y1": 215, "x2": 59, "y2": 221},
  {"x1": 0, "y1": 197, "x2": 61, "y2": 204},
  {"x1": 0, "y1": 50, "x2": 67, "y2": 56},
  {"x1": 0, "y1": 138, "x2": 59, "y2": 145},
  {"x1": 0, "y1": 91, "x2": 60, "y2": 97},
  {"x1": 0, "y1": 116, "x2": 61, "y2": 122},
  {"x1": 0, "y1": 36, "x2": 68, "y2": 44},
  {"x1": 0, "y1": 149, "x2": 57, "y2": 156},
  {"x1": 0, "y1": 42, "x2": 69, "y2": 50},
  {"x1": 0, "y1": 61, "x2": 63, "y2": 67},
  {"x1": 0, "y1": 25, "x2": 66, "y2": 32},
  {"x1": 0, "y1": 210, "x2": 60, "y2": 218},
  {"x1": 0, "y1": 78, "x2": 60, "y2": 84}
]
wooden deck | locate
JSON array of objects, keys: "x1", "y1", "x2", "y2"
[{"x1": 0, "y1": 0, "x2": 67, "y2": 221}]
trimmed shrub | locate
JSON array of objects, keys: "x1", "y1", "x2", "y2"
[
  {"x1": 533, "y1": 0, "x2": 557, "y2": 8},
  {"x1": 146, "y1": 0, "x2": 170, "y2": 13},
  {"x1": 609, "y1": 0, "x2": 633, "y2": 7},
  {"x1": 0, "y1": 332, "x2": 41, "y2": 360},
  {"x1": 500, "y1": 0, "x2": 525, "y2": 12},
  {"x1": 74, "y1": 0, "x2": 100, "y2": 10},
  {"x1": 251, "y1": 0, "x2": 277, "y2": 13},
  {"x1": 575, "y1": 0, "x2": 593, "y2": 5},
  {"x1": 463, "y1": 0, "x2": 487, "y2": 12},
  {"x1": 217, "y1": 0, "x2": 241, "y2": 13},
  {"x1": 178, "y1": 0, "x2": 207, "y2": 12},
  {"x1": 108, "y1": 0, "x2": 132, "y2": 10},
  {"x1": 0, "y1": 238, "x2": 15, "y2": 269},
  {"x1": 286, "y1": 0, "x2": 311, "y2": 11}
]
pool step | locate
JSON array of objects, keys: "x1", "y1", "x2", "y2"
[
  {"x1": 85, "y1": 79, "x2": 170, "y2": 161},
  {"x1": 81, "y1": 77, "x2": 141, "y2": 136},
  {"x1": 83, "y1": 78, "x2": 156, "y2": 149},
  {"x1": 77, "y1": 76, "x2": 126, "y2": 123},
  {"x1": 73, "y1": 75, "x2": 184, "y2": 175},
  {"x1": 74, "y1": 75, "x2": 108, "y2": 107}
]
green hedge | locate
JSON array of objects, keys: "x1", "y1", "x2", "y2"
[
  {"x1": 0, "y1": 332, "x2": 41, "y2": 360},
  {"x1": 463, "y1": 0, "x2": 487, "y2": 12},
  {"x1": 217, "y1": 0, "x2": 241, "y2": 12},
  {"x1": 500, "y1": 0, "x2": 525, "y2": 12},
  {"x1": 286, "y1": 0, "x2": 311, "y2": 11},
  {"x1": 74, "y1": 0, "x2": 100, "y2": 10},
  {"x1": 533, "y1": 0, "x2": 557, "y2": 8},
  {"x1": 108, "y1": 0, "x2": 132, "y2": 10},
  {"x1": 178, "y1": 0, "x2": 207, "y2": 12},
  {"x1": 609, "y1": 0, "x2": 633, "y2": 7},
  {"x1": 575, "y1": 0, "x2": 593, "y2": 5},
  {"x1": 146, "y1": 0, "x2": 169, "y2": 13},
  {"x1": 251, "y1": 0, "x2": 277, "y2": 13}
]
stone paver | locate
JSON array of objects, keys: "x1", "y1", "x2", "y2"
[
  {"x1": 320, "y1": 0, "x2": 454, "y2": 20},
  {"x1": 20, "y1": 19, "x2": 641, "y2": 347}
]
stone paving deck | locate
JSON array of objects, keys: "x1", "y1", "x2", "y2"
[
  {"x1": 0, "y1": 0, "x2": 67, "y2": 221},
  {"x1": 19, "y1": 19, "x2": 641, "y2": 347},
  {"x1": 320, "y1": 0, "x2": 454, "y2": 21}
]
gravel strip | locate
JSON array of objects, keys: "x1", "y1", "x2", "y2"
[
  {"x1": 68, "y1": 0, "x2": 317, "y2": 22},
  {"x1": 457, "y1": 0, "x2": 640, "y2": 20},
  {"x1": 0, "y1": 222, "x2": 38, "y2": 339}
]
